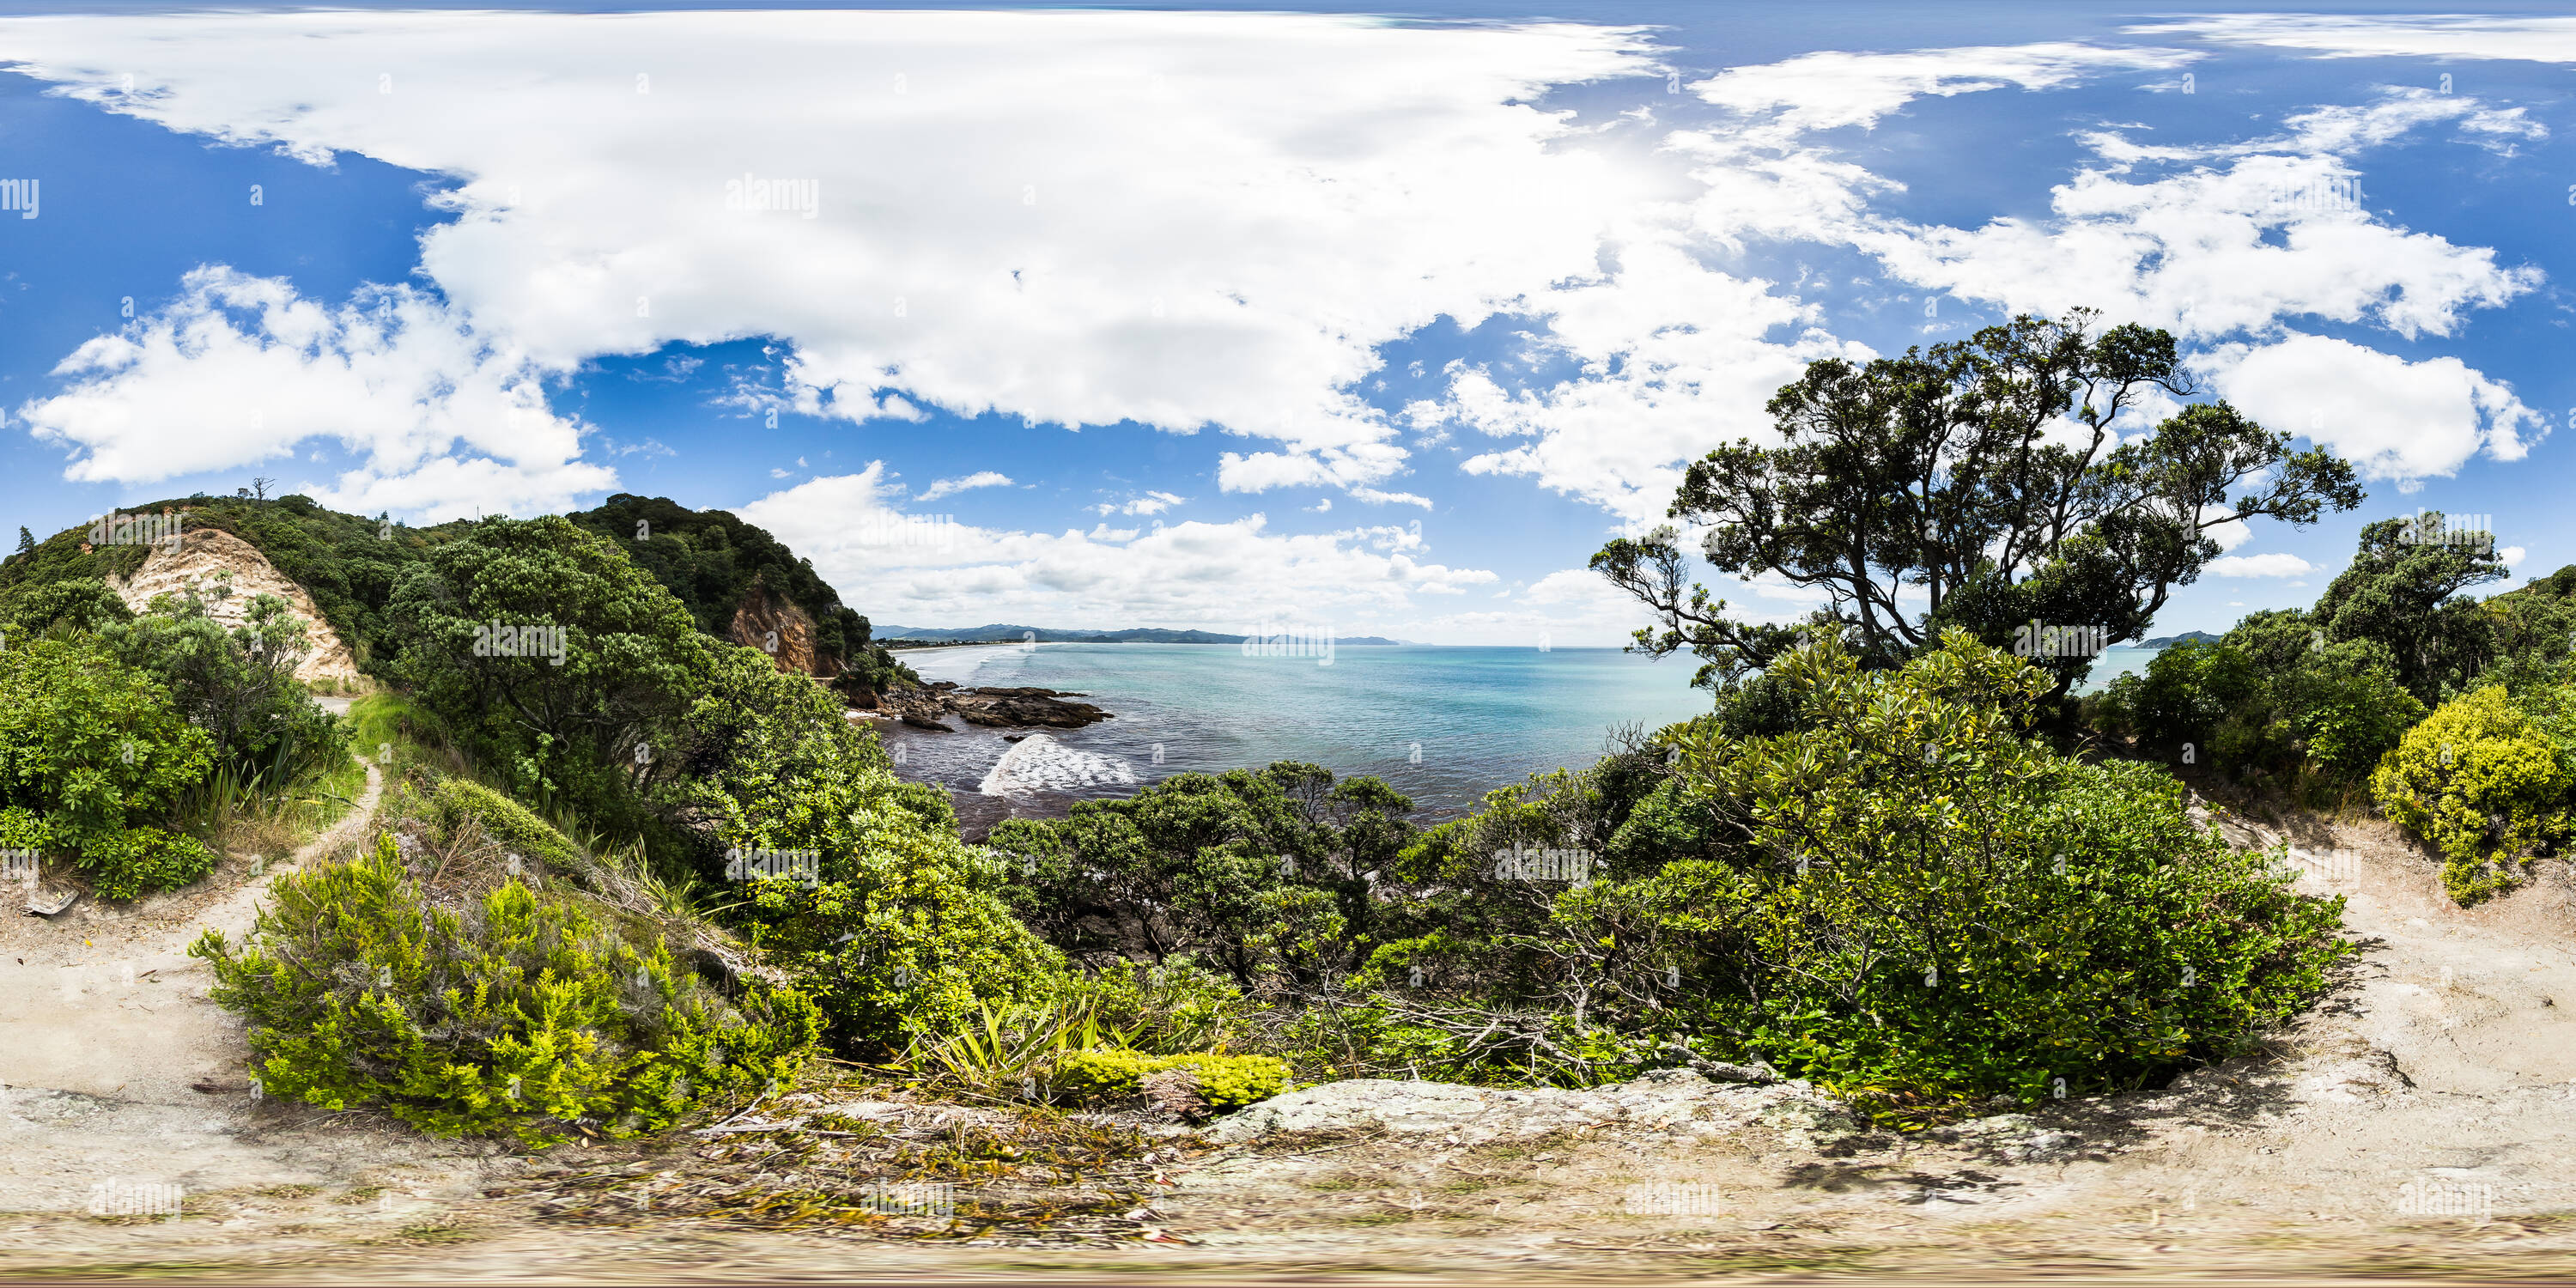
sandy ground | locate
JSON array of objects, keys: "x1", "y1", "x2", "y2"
[{"x1": 4, "y1": 795, "x2": 2576, "y2": 1284}]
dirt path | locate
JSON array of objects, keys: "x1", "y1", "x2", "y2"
[
  {"x1": 4, "y1": 802, "x2": 2576, "y2": 1281},
  {"x1": 0, "y1": 762, "x2": 501, "y2": 1225}
]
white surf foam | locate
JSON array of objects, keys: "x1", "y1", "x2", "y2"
[{"x1": 977, "y1": 732, "x2": 1138, "y2": 798}]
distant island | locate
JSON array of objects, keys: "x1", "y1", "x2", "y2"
[
  {"x1": 878, "y1": 623, "x2": 1406, "y2": 646},
  {"x1": 2132, "y1": 630, "x2": 2221, "y2": 648}
]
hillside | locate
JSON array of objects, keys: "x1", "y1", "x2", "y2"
[{"x1": 0, "y1": 493, "x2": 912, "y2": 695}]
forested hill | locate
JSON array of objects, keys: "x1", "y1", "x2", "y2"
[{"x1": 0, "y1": 492, "x2": 908, "y2": 691}]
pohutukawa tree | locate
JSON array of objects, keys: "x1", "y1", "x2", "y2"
[{"x1": 1593, "y1": 308, "x2": 2364, "y2": 697}]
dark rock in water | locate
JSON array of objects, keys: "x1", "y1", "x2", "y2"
[
  {"x1": 1002, "y1": 733, "x2": 1027, "y2": 742},
  {"x1": 878, "y1": 681, "x2": 1111, "y2": 730}
]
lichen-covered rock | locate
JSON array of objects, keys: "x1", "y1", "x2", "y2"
[{"x1": 1212, "y1": 1068, "x2": 1864, "y2": 1150}]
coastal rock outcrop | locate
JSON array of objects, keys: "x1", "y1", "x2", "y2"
[{"x1": 875, "y1": 681, "x2": 1112, "y2": 731}]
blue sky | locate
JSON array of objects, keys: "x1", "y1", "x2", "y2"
[{"x1": 3, "y1": 3, "x2": 2573, "y2": 643}]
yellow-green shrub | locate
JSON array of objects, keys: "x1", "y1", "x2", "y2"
[
  {"x1": 2370, "y1": 686, "x2": 2569, "y2": 904},
  {"x1": 1049, "y1": 1049, "x2": 1291, "y2": 1112},
  {"x1": 193, "y1": 832, "x2": 821, "y2": 1146}
]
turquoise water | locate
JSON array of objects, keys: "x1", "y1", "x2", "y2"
[
  {"x1": 875, "y1": 643, "x2": 1713, "y2": 823},
  {"x1": 2075, "y1": 646, "x2": 2160, "y2": 695}
]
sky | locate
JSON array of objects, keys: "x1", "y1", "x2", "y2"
[{"x1": 2, "y1": 2, "x2": 2572, "y2": 644}]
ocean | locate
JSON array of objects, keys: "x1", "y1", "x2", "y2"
[
  {"x1": 871, "y1": 642, "x2": 1714, "y2": 829},
  {"x1": 872, "y1": 640, "x2": 2165, "y2": 834}
]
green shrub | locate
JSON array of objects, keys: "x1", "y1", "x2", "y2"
[
  {"x1": 76, "y1": 826, "x2": 217, "y2": 901},
  {"x1": 100, "y1": 590, "x2": 343, "y2": 786},
  {"x1": 192, "y1": 831, "x2": 821, "y2": 1146},
  {"x1": 2370, "y1": 686, "x2": 2569, "y2": 904},
  {"x1": 1377, "y1": 631, "x2": 2351, "y2": 1112},
  {"x1": 672, "y1": 645, "x2": 1070, "y2": 1054},
  {"x1": 0, "y1": 637, "x2": 217, "y2": 898},
  {"x1": 1049, "y1": 1049, "x2": 1291, "y2": 1112},
  {"x1": 1055, "y1": 957, "x2": 1255, "y2": 1055}
]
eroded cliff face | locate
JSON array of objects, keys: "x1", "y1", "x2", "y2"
[
  {"x1": 106, "y1": 526, "x2": 362, "y2": 684},
  {"x1": 727, "y1": 580, "x2": 839, "y2": 677}
]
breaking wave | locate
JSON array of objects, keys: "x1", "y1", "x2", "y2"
[{"x1": 977, "y1": 732, "x2": 1139, "y2": 798}]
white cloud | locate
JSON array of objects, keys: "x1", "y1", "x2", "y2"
[
  {"x1": 738, "y1": 468, "x2": 1496, "y2": 629},
  {"x1": 1432, "y1": 239, "x2": 1862, "y2": 522},
  {"x1": 2204, "y1": 552, "x2": 2315, "y2": 577},
  {"x1": 0, "y1": 9, "x2": 1671, "y2": 497},
  {"x1": 1850, "y1": 154, "x2": 2537, "y2": 343},
  {"x1": 2201, "y1": 331, "x2": 2540, "y2": 483},
  {"x1": 2140, "y1": 15, "x2": 2576, "y2": 64},
  {"x1": 1090, "y1": 489, "x2": 1185, "y2": 517},
  {"x1": 1692, "y1": 43, "x2": 2196, "y2": 133},
  {"x1": 14, "y1": 266, "x2": 611, "y2": 519},
  {"x1": 917, "y1": 471, "x2": 1012, "y2": 501},
  {"x1": 2502, "y1": 544, "x2": 2528, "y2": 568}
]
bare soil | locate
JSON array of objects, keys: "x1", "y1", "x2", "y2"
[{"x1": 7, "y1": 797, "x2": 2576, "y2": 1285}]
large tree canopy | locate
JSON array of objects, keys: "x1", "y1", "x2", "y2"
[{"x1": 1594, "y1": 309, "x2": 2362, "y2": 695}]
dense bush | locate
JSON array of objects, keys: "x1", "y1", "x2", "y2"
[
  {"x1": 390, "y1": 515, "x2": 708, "y2": 827},
  {"x1": 990, "y1": 763, "x2": 1417, "y2": 990},
  {"x1": 0, "y1": 637, "x2": 218, "y2": 898},
  {"x1": 100, "y1": 590, "x2": 343, "y2": 784},
  {"x1": 1049, "y1": 1049, "x2": 1291, "y2": 1112},
  {"x1": 1371, "y1": 632, "x2": 2350, "y2": 1112},
  {"x1": 2370, "y1": 686, "x2": 2569, "y2": 904},
  {"x1": 194, "y1": 829, "x2": 822, "y2": 1146}
]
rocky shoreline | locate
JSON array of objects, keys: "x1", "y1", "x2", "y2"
[{"x1": 856, "y1": 680, "x2": 1112, "y2": 732}]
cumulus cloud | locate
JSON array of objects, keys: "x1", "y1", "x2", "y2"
[
  {"x1": 738, "y1": 467, "x2": 1496, "y2": 628},
  {"x1": 916, "y1": 471, "x2": 1012, "y2": 501},
  {"x1": 1692, "y1": 42, "x2": 2196, "y2": 133},
  {"x1": 1850, "y1": 153, "x2": 2537, "y2": 343},
  {"x1": 15, "y1": 266, "x2": 611, "y2": 519},
  {"x1": 2200, "y1": 331, "x2": 2540, "y2": 483},
  {"x1": 2204, "y1": 552, "x2": 2316, "y2": 577},
  {"x1": 1429, "y1": 239, "x2": 1861, "y2": 522},
  {"x1": 0, "y1": 9, "x2": 1670, "y2": 498}
]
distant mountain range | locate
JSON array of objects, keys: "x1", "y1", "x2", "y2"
[
  {"x1": 878, "y1": 623, "x2": 1405, "y2": 646},
  {"x1": 2133, "y1": 630, "x2": 2221, "y2": 648}
]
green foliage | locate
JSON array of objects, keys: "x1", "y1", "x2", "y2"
[
  {"x1": 2099, "y1": 638, "x2": 2257, "y2": 761},
  {"x1": 389, "y1": 514, "x2": 707, "y2": 823},
  {"x1": 1378, "y1": 632, "x2": 2349, "y2": 1109},
  {"x1": 2312, "y1": 513, "x2": 2506, "y2": 705},
  {"x1": 99, "y1": 590, "x2": 343, "y2": 784},
  {"x1": 1055, "y1": 957, "x2": 1256, "y2": 1054},
  {"x1": 991, "y1": 762, "x2": 1417, "y2": 990},
  {"x1": 1049, "y1": 1049, "x2": 1291, "y2": 1112},
  {"x1": 1592, "y1": 308, "x2": 2359, "y2": 694},
  {"x1": 563, "y1": 494, "x2": 913, "y2": 695},
  {"x1": 0, "y1": 638, "x2": 218, "y2": 898},
  {"x1": 73, "y1": 825, "x2": 218, "y2": 902},
  {"x1": 2370, "y1": 686, "x2": 2569, "y2": 905},
  {"x1": 192, "y1": 832, "x2": 822, "y2": 1146}
]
